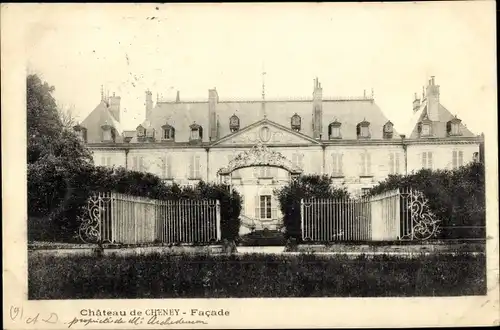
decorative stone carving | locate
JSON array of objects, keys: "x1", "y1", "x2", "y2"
[{"x1": 218, "y1": 143, "x2": 302, "y2": 175}]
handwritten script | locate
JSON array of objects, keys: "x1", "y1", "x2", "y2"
[{"x1": 10, "y1": 306, "x2": 211, "y2": 328}]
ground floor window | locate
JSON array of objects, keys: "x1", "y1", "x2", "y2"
[{"x1": 260, "y1": 195, "x2": 272, "y2": 219}]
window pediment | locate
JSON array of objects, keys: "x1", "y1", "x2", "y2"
[
  {"x1": 189, "y1": 122, "x2": 203, "y2": 142},
  {"x1": 161, "y1": 124, "x2": 175, "y2": 140},
  {"x1": 328, "y1": 120, "x2": 342, "y2": 139},
  {"x1": 356, "y1": 120, "x2": 371, "y2": 139}
]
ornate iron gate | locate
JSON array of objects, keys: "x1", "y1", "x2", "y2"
[
  {"x1": 300, "y1": 188, "x2": 440, "y2": 242},
  {"x1": 78, "y1": 192, "x2": 221, "y2": 245}
]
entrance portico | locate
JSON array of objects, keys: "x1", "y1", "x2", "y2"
[{"x1": 217, "y1": 144, "x2": 302, "y2": 234}]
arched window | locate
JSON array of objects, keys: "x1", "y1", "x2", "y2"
[
  {"x1": 328, "y1": 120, "x2": 342, "y2": 139},
  {"x1": 229, "y1": 114, "x2": 240, "y2": 133},
  {"x1": 383, "y1": 121, "x2": 394, "y2": 139},
  {"x1": 291, "y1": 113, "x2": 301, "y2": 131},
  {"x1": 447, "y1": 116, "x2": 462, "y2": 136},
  {"x1": 356, "y1": 119, "x2": 371, "y2": 139},
  {"x1": 161, "y1": 124, "x2": 175, "y2": 140},
  {"x1": 190, "y1": 122, "x2": 203, "y2": 141}
]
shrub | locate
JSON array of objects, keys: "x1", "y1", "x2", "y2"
[
  {"x1": 28, "y1": 252, "x2": 486, "y2": 299},
  {"x1": 274, "y1": 175, "x2": 350, "y2": 241},
  {"x1": 368, "y1": 162, "x2": 485, "y2": 239}
]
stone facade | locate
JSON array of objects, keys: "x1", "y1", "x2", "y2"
[{"x1": 77, "y1": 77, "x2": 482, "y2": 233}]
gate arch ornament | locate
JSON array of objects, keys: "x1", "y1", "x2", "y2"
[
  {"x1": 401, "y1": 189, "x2": 441, "y2": 240},
  {"x1": 217, "y1": 143, "x2": 303, "y2": 175}
]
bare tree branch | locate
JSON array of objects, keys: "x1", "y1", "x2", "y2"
[{"x1": 57, "y1": 102, "x2": 78, "y2": 129}]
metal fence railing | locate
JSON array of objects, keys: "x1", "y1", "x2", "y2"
[{"x1": 78, "y1": 192, "x2": 221, "y2": 245}]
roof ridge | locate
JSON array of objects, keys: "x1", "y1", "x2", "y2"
[{"x1": 157, "y1": 95, "x2": 374, "y2": 104}]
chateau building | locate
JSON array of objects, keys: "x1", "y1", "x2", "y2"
[{"x1": 75, "y1": 76, "x2": 482, "y2": 233}]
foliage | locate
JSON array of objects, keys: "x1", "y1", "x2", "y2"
[
  {"x1": 28, "y1": 252, "x2": 486, "y2": 299},
  {"x1": 27, "y1": 74, "x2": 241, "y2": 242},
  {"x1": 274, "y1": 175, "x2": 350, "y2": 241},
  {"x1": 368, "y1": 162, "x2": 485, "y2": 239}
]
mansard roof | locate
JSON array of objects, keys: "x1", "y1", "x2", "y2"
[
  {"x1": 140, "y1": 96, "x2": 399, "y2": 142},
  {"x1": 80, "y1": 100, "x2": 123, "y2": 143},
  {"x1": 406, "y1": 99, "x2": 475, "y2": 139}
]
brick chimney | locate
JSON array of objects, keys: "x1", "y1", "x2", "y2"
[
  {"x1": 312, "y1": 77, "x2": 323, "y2": 139},
  {"x1": 208, "y1": 88, "x2": 219, "y2": 141},
  {"x1": 425, "y1": 76, "x2": 440, "y2": 121},
  {"x1": 145, "y1": 90, "x2": 153, "y2": 121},
  {"x1": 109, "y1": 92, "x2": 121, "y2": 122},
  {"x1": 413, "y1": 92, "x2": 421, "y2": 112}
]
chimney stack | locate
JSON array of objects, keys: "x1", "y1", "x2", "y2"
[
  {"x1": 312, "y1": 77, "x2": 323, "y2": 139},
  {"x1": 425, "y1": 76, "x2": 440, "y2": 121},
  {"x1": 176, "y1": 91, "x2": 180, "y2": 103},
  {"x1": 145, "y1": 90, "x2": 153, "y2": 121},
  {"x1": 413, "y1": 92, "x2": 421, "y2": 112},
  {"x1": 108, "y1": 93, "x2": 121, "y2": 122},
  {"x1": 208, "y1": 88, "x2": 219, "y2": 141}
]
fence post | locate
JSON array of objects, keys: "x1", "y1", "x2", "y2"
[
  {"x1": 216, "y1": 200, "x2": 221, "y2": 241},
  {"x1": 300, "y1": 199, "x2": 304, "y2": 241}
]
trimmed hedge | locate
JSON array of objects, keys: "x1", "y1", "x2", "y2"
[
  {"x1": 368, "y1": 162, "x2": 485, "y2": 239},
  {"x1": 274, "y1": 175, "x2": 350, "y2": 241},
  {"x1": 28, "y1": 164, "x2": 241, "y2": 242},
  {"x1": 28, "y1": 252, "x2": 486, "y2": 299}
]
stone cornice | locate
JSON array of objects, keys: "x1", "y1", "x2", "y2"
[{"x1": 86, "y1": 136, "x2": 482, "y2": 150}]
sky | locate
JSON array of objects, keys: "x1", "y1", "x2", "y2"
[{"x1": 25, "y1": 2, "x2": 496, "y2": 135}]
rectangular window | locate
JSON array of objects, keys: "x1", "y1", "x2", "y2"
[
  {"x1": 331, "y1": 126, "x2": 341, "y2": 138},
  {"x1": 161, "y1": 155, "x2": 173, "y2": 178},
  {"x1": 190, "y1": 129, "x2": 199, "y2": 140},
  {"x1": 132, "y1": 156, "x2": 138, "y2": 170},
  {"x1": 389, "y1": 152, "x2": 400, "y2": 175},
  {"x1": 259, "y1": 195, "x2": 272, "y2": 219},
  {"x1": 332, "y1": 153, "x2": 343, "y2": 176},
  {"x1": 360, "y1": 152, "x2": 371, "y2": 176},
  {"x1": 189, "y1": 155, "x2": 201, "y2": 179},
  {"x1": 100, "y1": 156, "x2": 105, "y2": 167},
  {"x1": 103, "y1": 129, "x2": 112, "y2": 141},
  {"x1": 452, "y1": 150, "x2": 464, "y2": 169},
  {"x1": 139, "y1": 156, "x2": 145, "y2": 172},
  {"x1": 422, "y1": 152, "x2": 433, "y2": 169},
  {"x1": 106, "y1": 157, "x2": 111, "y2": 167}
]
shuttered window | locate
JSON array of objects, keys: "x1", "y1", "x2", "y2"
[
  {"x1": 452, "y1": 150, "x2": 464, "y2": 169},
  {"x1": 389, "y1": 153, "x2": 400, "y2": 175},
  {"x1": 360, "y1": 152, "x2": 371, "y2": 176},
  {"x1": 332, "y1": 153, "x2": 343, "y2": 176},
  {"x1": 189, "y1": 155, "x2": 201, "y2": 179},
  {"x1": 422, "y1": 152, "x2": 433, "y2": 169}
]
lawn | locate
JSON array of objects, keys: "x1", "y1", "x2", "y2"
[{"x1": 28, "y1": 252, "x2": 486, "y2": 299}]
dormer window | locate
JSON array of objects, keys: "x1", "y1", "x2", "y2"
[
  {"x1": 418, "y1": 116, "x2": 432, "y2": 137},
  {"x1": 137, "y1": 125, "x2": 146, "y2": 138},
  {"x1": 291, "y1": 113, "x2": 301, "y2": 131},
  {"x1": 328, "y1": 120, "x2": 342, "y2": 139},
  {"x1": 356, "y1": 120, "x2": 371, "y2": 139},
  {"x1": 446, "y1": 116, "x2": 462, "y2": 136},
  {"x1": 162, "y1": 124, "x2": 175, "y2": 140},
  {"x1": 73, "y1": 124, "x2": 87, "y2": 143},
  {"x1": 229, "y1": 114, "x2": 240, "y2": 133},
  {"x1": 189, "y1": 123, "x2": 203, "y2": 141},
  {"x1": 383, "y1": 121, "x2": 394, "y2": 139},
  {"x1": 101, "y1": 123, "x2": 115, "y2": 143}
]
